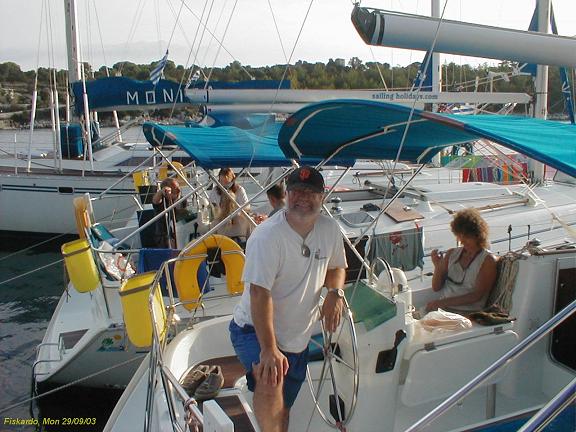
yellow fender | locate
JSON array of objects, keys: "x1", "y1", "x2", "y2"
[
  {"x1": 61, "y1": 238, "x2": 100, "y2": 293},
  {"x1": 132, "y1": 169, "x2": 151, "y2": 191},
  {"x1": 73, "y1": 196, "x2": 91, "y2": 238},
  {"x1": 119, "y1": 272, "x2": 167, "y2": 348},
  {"x1": 174, "y1": 235, "x2": 245, "y2": 310},
  {"x1": 158, "y1": 161, "x2": 187, "y2": 186}
]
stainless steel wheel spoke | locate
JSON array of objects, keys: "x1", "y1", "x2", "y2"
[{"x1": 306, "y1": 297, "x2": 359, "y2": 429}]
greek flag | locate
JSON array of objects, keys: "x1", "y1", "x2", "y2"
[
  {"x1": 185, "y1": 70, "x2": 201, "y2": 88},
  {"x1": 150, "y1": 50, "x2": 169, "y2": 85}
]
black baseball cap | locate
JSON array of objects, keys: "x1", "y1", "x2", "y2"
[{"x1": 286, "y1": 166, "x2": 325, "y2": 193}]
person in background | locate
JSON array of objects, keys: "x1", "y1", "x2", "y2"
[
  {"x1": 151, "y1": 177, "x2": 187, "y2": 248},
  {"x1": 252, "y1": 182, "x2": 287, "y2": 225},
  {"x1": 213, "y1": 190, "x2": 253, "y2": 243},
  {"x1": 266, "y1": 182, "x2": 286, "y2": 217},
  {"x1": 426, "y1": 208, "x2": 498, "y2": 312},
  {"x1": 229, "y1": 166, "x2": 347, "y2": 432},
  {"x1": 208, "y1": 167, "x2": 250, "y2": 213}
]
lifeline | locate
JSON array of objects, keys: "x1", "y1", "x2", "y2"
[{"x1": 3, "y1": 417, "x2": 39, "y2": 425}]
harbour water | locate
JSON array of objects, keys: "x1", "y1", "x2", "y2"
[
  {"x1": 0, "y1": 240, "x2": 124, "y2": 432},
  {"x1": 0, "y1": 128, "x2": 143, "y2": 431}
]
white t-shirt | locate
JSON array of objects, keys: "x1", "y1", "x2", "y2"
[
  {"x1": 233, "y1": 210, "x2": 347, "y2": 353},
  {"x1": 208, "y1": 184, "x2": 249, "y2": 208}
]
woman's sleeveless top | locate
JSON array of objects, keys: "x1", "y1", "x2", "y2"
[{"x1": 441, "y1": 247, "x2": 490, "y2": 311}]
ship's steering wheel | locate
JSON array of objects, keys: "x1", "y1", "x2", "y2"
[{"x1": 306, "y1": 295, "x2": 359, "y2": 429}]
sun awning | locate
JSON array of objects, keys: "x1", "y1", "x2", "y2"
[
  {"x1": 278, "y1": 100, "x2": 576, "y2": 177},
  {"x1": 142, "y1": 121, "x2": 354, "y2": 169}
]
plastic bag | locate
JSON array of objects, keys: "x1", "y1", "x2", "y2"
[
  {"x1": 98, "y1": 241, "x2": 135, "y2": 280},
  {"x1": 419, "y1": 308, "x2": 472, "y2": 332}
]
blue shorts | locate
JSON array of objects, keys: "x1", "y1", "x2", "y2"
[{"x1": 229, "y1": 319, "x2": 308, "y2": 408}]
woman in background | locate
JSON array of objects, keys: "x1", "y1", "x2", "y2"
[
  {"x1": 213, "y1": 191, "x2": 252, "y2": 244},
  {"x1": 426, "y1": 208, "x2": 498, "y2": 312},
  {"x1": 208, "y1": 168, "x2": 249, "y2": 212}
]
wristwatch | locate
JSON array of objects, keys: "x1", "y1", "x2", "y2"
[{"x1": 327, "y1": 287, "x2": 345, "y2": 298}]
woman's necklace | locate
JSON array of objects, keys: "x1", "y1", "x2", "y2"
[{"x1": 459, "y1": 248, "x2": 482, "y2": 270}]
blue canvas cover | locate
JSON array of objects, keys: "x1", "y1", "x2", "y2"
[
  {"x1": 142, "y1": 121, "x2": 354, "y2": 168},
  {"x1": 188, "y1": 80, "x2": 290, "y2": 90},
  {"x1": 278, "y1": 100, "x2": 576, "y2": 177},
  {"x1": 72, "y1": 77, "x2": 191, "y2": 113}
]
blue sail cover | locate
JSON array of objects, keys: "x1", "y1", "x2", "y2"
[
  {"x1": 278, "y1": 100, "x2": 576, "y2": 177},
  {"x1": 188, "y1": 80, "x2": 290, "y2": 90},
  {"x1": 142, "y1": 122, "x2": 354, "y2": 169},
  {"x1": 71, "y1": 77, "x2": 192, "y2": 113}
]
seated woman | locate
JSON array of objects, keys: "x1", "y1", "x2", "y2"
[
  {"x1": 208, "y1": 167, "x2": 250, "y2": 213},
  {"x1": 426, "y1": 208, "x2": 498, "y2": 313}
]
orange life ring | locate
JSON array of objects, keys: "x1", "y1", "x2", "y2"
[{"x1": 174, "y1": 235, "x2": 244, "y2": 310}]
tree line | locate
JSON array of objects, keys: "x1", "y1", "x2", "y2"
[{"x1": 0, "y1": 58, "x2": 573, "y2": 125}]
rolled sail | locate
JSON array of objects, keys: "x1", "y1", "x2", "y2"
[{"x1": 351, "y1": 6, "x2": 576, "y2": 68}]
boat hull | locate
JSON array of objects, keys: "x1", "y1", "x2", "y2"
[{"x1": 0, "y1": 172, "x2": 137, "y2": 235}]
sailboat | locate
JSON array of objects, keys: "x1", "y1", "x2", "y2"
[
  {"x1": 0, "y1": 1, "x2": 286, "y2": 238},
  {"x1": 103, "y1": 103, "x2": 576, "y2": 432},
  {"x1": 101, "y1": 3, "x2": 576, "y2": 431},
  {"x1": 0, "y1": 0, "x2": 181, "y2": 237}
]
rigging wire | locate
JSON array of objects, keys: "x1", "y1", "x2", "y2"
[
  {"x1": 92, "y1": 2, "x2": 110, "y2": 72},
  {"x1": 155, "y1": 0, "x2": 163, "y2": 56},
  {"x1": 204, "y1": 0, "x2": 240, "y2": 86},
  {"x1": 35, "y1": 1, "x2": 46, "y2": 71},
  {"x1": 161, "y1": 0, "x2": 215, "y2": 122},
  {"x1": 368, "y1": 46, "x2": 389, "y2": 91},
  {"x1": 349, "y1": 0, "x2": 452, "y2": 250},
  {"x1": 179, "y1": 0, "x2": 254, "y2": 80},
  {"x1": 201, "y1": 0, "x2": 234, "y2": 84},
  {"x1": 267, "y1": 0, "x2": 289, "y2": 63},
  {"x1": 118, "y1": 0, "x2": 148, "y2": 76},
  {"x1": 244, "y1": 0, "x2": 317, "y2": 171},
  {"x1": 0, "y1": 355, "x2": 146, "y2": 415},
  {"x1": 165, "y1": 0, "x2": 185, "y2": 50},
  {"x1": 168, "y1": 0, "x2": 210, "y2": 86},
  {"x1": 85, "y1": 0, "x2": 94, "y2": 73}
]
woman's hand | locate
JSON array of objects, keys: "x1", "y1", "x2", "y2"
[
  {"x1": 253, "y1": 214, "x2": 267, "y2": 224},
  {"x1": 425, "y1": 299, "x2": 442, "y2": 312},
  {"x1": 431, "y1": 249, "x2": 444, "y2": 267},
  {"x1": 431, "y1": 249, "x2": 450, "y2": 292}
]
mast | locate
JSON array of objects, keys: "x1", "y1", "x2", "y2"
[
  {"x1": 431, "y1": 0, "x2": 442, "y2": 94},
  {"x1": 534, "y1": 0, "x2": 550, "y2": 120},
  {"x1": 64, "y1": 0, "x2": 81, "y2": 85},
  {"x1": 430, "y1": 0, "x2": 442, "y2": 166},
  {"x1": 64, "y1": 0, "x2": 94, "y2": 171},
  {"x1": 530, "y1": 0, "x2": 550, "y2": 182}
]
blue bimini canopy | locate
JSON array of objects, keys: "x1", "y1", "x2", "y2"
[
  {"x1": 278, "y1": 99, "x2": 576, "y2": 177},
  {"x1": 142, "y1": 122, "x2": 354, "y2": 169}
]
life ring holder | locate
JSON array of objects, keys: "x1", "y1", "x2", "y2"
[{"x1": 174, "y1": 235, "x2": 245, "y2": 311}]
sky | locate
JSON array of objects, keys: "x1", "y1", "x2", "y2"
[{"x1": 1, "y1": 0, "x2": 575, "y2": 72}]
